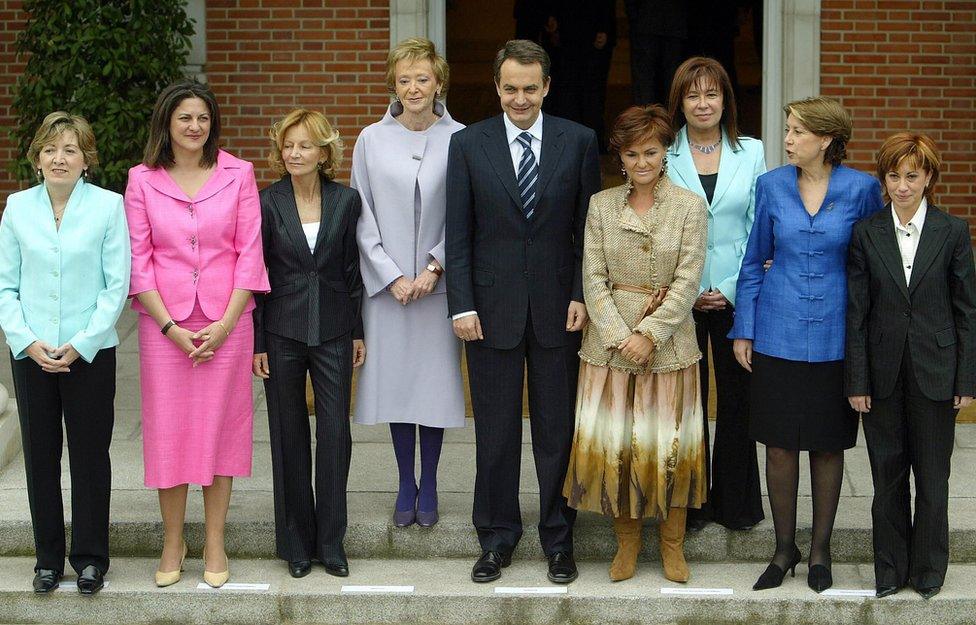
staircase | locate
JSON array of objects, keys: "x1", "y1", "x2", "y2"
[{"x1": 1, "y1": 310, "x2": 976, "y2": 624}]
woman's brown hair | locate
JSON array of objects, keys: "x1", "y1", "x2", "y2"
[
  {"x1": 783, "y1": 96, "x2": 852, "y2": 166},
  {"x1": 609, "y1": 105, "x2": 675, "y2": 166},
  {"x1": 667, "y1": 56, "x2": 741, "y2": 149},
  {"x1": 876, "y1": 132, "x2": 942, "y2": 205},
  {"x1": 143, "y1": 80, "x2": 221, "y2": 169}
]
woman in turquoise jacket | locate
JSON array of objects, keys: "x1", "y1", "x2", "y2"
[
  {"x1": 0, "y1": 112, "x2": 130, "y2": 595},
  {"x1": 666, "y1": 57, "x2": 766, "y2": 532}
]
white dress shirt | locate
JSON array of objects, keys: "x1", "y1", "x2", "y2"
[
  {"x1": 892, "y1": 198, "x2": 927, "y2": 284},
  {"x1": 452, "y1": 113, "x2": 546, "y2": 321}
]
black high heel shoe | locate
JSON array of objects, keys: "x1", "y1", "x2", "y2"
[
  {"x1": 752, "y1": 546, "x2": 802, "y2": 591},
  {"x1": 807, "y1": 563, "x2": 833, "y2": 593}
]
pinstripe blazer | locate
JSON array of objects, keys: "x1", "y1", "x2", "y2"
[
  {"x1": 845, "y1": 204, "x2": 976, "y2": 401},
  {"x1": 253, "y1": 175, "x2": 364, "y2": 353}
]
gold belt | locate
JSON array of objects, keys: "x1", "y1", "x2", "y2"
[{"x1": 610, "y1": 282, "x2": 669, "y2": 326}]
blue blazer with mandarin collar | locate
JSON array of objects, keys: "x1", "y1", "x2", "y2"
[
  {"x1": 668, "y1": 127, "x2": 766, "y2": 304},
  {"x1": 729, "y1": 164, "x2": 883, "y2": 362},
  {"x1": 0, "y1": 179, "x2": 130, "y2": 362}
]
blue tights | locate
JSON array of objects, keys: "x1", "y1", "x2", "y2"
[{"x1": 389, "y1": 423, "x2": 444, "y2": 513}]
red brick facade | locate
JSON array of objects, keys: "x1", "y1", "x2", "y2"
[
  {"x1": 820, "y1": 0, "x2": 975, "y2": 225},
  {"x1": 206, "y1": 0, "x2": 390, "y2": 188},
  {"x1": 0, "y1": 1, "x2": 26, "y2": 205},
  {"x1": 0, "y1": 1, "x2": 973, "y2": 228}
]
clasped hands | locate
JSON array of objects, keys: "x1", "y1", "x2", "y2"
[
  {"x1": 164, "y1": 320, "x2": 232, "y2": 367},
  {"x1": 26, "y1": 340, "x2": 81, "y2": 373},
  {"x1": 618, "y1": 333, "x2": 654, "y2": 366},
  {"x1": 389, "y1": 263, "x2": 443, "y2": 305}
]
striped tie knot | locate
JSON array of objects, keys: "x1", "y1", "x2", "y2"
[{"x1": 516, "y1": 132, "x2": 537, "y2": 219}]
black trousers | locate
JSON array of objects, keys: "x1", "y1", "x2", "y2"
[
  {"x1": 11, "y1": 348, "x2": 115, "y2": 575},
  {"x1": 863, "y1": 346, "x2": 956, "y2": 590},
  {"x1": 465, "y1": 313, "x2": 579, "y2": 556},
  {"x1": 263, "y1": 331, "x2": 352, "y2": 564},
  {"x1": 691, "y1": 307, "x2": 764, "y2": 529}
]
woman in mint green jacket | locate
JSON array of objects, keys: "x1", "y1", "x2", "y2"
[
  {"x1": 666, "y1": 57, "x2": 766, "y2": 532},
  {"x1": 0, "y1": 112, "x2": 130, "y2": 595}
]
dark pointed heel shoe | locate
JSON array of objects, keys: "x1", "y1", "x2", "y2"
[
  {"x1": 77, "y1": 565, "x2": 104, "y2": 595},
  {"x1": 807, "y1": 564, "x2": 833, "y2": 593},
  {"x1": 32, "y1": 569, "x2": 61, "y2": 593},
  {"x1": 752, "y1": 546, "x2": 802, "y2": 591}
]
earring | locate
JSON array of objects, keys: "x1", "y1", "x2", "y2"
[{"x1": 661, "y1": 155, "x2": 669, "y2": 176}]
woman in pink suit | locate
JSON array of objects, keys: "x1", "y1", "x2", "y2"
[{"x1": 124, "y1": 80, "x2": 270, "y2": 588}]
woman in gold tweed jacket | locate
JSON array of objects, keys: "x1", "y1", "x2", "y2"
[{"x1": 563, "y1": 104, "x2": 707, "y2": 584}]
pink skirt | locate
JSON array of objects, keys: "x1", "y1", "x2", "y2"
[{"x1": 139, "y1": 301, "x2": 254, "y2": 489}]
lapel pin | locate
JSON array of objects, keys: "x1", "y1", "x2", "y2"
[
  {"x1": 412, "y1": 154, "x2": 422, "y2": 161},
  {"x1": 825, "y1": 201, "x2": 834, "y2": 211}
]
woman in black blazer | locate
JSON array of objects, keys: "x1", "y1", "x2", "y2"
[
  {"x1": 252, "y1": 109, "x2": 366, "y2": 579},
  {"x1": 846, "y1": 132, "x2": 976, "y2": 600}
]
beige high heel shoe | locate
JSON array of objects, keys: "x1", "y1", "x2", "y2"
[
  {"x1": 155, "y1": 540, "x2": 187, "y2": 587},
  {"x1": 203, "y1": 546, "x2": 230, "y2": 588}
]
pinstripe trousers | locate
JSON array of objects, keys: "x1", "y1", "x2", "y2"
[
  {"x1": 863, "y1": 345, "x2": 956, "y2": 590},
  {"x1": 264, "y1": 331, "x2": 352, "y2": 565}
]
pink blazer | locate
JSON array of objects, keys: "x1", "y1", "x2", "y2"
[{"x1": 125, "y1": 150, "x2": 270, "y2": 321}]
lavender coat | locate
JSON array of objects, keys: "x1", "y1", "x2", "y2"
[{"x1": 351, "y1": 102, "x2": 466, "y2": 427}]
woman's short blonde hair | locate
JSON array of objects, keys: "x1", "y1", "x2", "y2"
[
  {"x1": 268, "y1": 109, "x2": 344, "y2": 179},
  {"x1": 876, "y1": 132, "x2": 942, "y2": 204},
  {"x1": 386, "y1": 37, "x2": 450, "y2": 98},
  {"x1": 784, "y1": 96, "x2": 853, "y2": 166},
  {"x1": 27, "y1": 111, "x2": 99, "y2": 177}
]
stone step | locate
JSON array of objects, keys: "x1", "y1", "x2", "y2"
[
  {"x1": 0, "y1": 556, "x2": 970, "y2": 625},
  {"x1": 2, "y1": 490, "x2": 976, "y2": 564}
]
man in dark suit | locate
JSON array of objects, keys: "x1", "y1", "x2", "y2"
[
  {"x1": 845, "y1": 133, "x2": 976, "y2": 600},
  {"x1": 446, "y1": 39, "x2": 601, "y2": 584}
]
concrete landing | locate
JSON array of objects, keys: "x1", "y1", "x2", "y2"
[{"x1": 0, "y1": 557, "x2": 970, "y2": 625}]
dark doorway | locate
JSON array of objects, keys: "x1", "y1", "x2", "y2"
[{"x1": 446, "y1": 0, "x2": 763, "y2": 152}]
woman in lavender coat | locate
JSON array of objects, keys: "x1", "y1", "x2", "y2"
[{"x1": 351, "y1": 38, "x2": 465, "y2": 528}]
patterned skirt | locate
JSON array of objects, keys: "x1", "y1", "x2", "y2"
[{"x1": 562, "y1": 361, "x2": 706, "y2": 519}]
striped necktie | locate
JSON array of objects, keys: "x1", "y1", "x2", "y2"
[{"x1": 516, "y1": 131, "x2": 538, "y2": 219}]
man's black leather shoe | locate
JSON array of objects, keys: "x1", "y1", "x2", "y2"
[
  {"x1": 547, "y1": 552, "x2": 578, "y2": 584},
  {"x1": 77, "y1": 565, "x2": 104, "y2": 595},
  {"x1": 32, "y1": 569, "x2": 61, "y2": 593},
  {"x1": 471, "y1": 551, "x2": 511, "y2": 583},
  {"x1": 875, "y1": 585, "x2": 899, "y2": 598},
  {"x1": 289, "y1": 560, "x2": 312, "y2": 578},
  {"x1": 916, "y1": 585, "x2": 941, "y2": 600},
  {"x1": 323, "y1": 560, "x2": 349, "y2": 577}
]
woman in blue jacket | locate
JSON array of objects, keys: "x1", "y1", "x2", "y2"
[
  {"x1": 667, "y1": 56, "x2": 766, "y2": 532},
  {"x1": 730, "y1": 97, "x2": 882, "y2": 593},
  {"x1": 0, "y1": 112, "x2": 130, "y2": 595}
]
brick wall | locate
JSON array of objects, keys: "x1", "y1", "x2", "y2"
[
  {"x1": 206, "y1": 1, "x2": 390, "y2": 188},
  {"x1": 820, "y1": 0, "x2": 976, "y2": 227},
  {"x1": 0, "y1": 1, "x2": 26, "y2": 205}
]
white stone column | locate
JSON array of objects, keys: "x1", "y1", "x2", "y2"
[
  {"x1": 762, "y1": 0, "x2": 821, "y2": 167},
  {"x1": 389, "y1": 0, "x2": 446, "y2": 55}
]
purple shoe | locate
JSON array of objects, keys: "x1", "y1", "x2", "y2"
[
  {"x1": 393, "y1": 508, "x2": 416, "y2": 527},
  {"x1": 416, "y1": 508, "x2": 439, "y2": 527}
]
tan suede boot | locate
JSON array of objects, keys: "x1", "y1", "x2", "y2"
[
  {"x1": 659, "y1": 507, "x2": 689, "y2": 583},
  {"x1": 609, "y1": 517, "x2": 643, "y2": 581}
]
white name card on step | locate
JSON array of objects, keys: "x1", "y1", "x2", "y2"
[
  {"x1": 660, "y1": 587, "x2": 733, "y2": 596},
  {"x1": 821, "y1": 588, "x2": 876, "y2": 597},
  {"x1": 494, "y1": 586, "x2": 569, "y2": 595},
  {"x1": 195, "y1": 582, "x2": 270, "y2": 591},
  {"x1": 341, "y1": 585, "x2": 415, "y2": 594},
  {"x1": 57, "y1": 581, "x2": 110, "y2": 591}
]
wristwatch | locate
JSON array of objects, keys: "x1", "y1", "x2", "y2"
[{"x1": 426, "y1": 262, "x2": 444, "y2": 276}]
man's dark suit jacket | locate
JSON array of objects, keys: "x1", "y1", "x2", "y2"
[
  {"x1": 253, "y1": 175, "x2": 364, "y2": 353},
  {"x1": 845, "y1": 204, "x2": 976, "y2": 402},
  {"x1": 445, "y1": 114, "x2": 601, "y2": 350}
]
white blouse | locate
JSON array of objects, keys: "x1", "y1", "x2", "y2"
[{"x1": 302, "y1": 221, "x2": 320, "y2": 253}]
